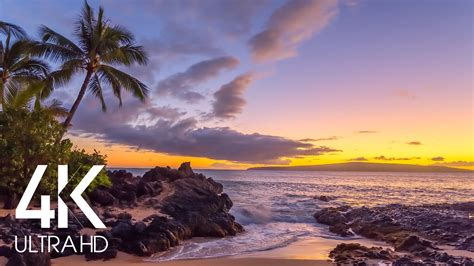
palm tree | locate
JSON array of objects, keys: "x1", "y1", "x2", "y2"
[
  {"x1": 1, "y1": 30, "x2": 50, "y2": 109},
  {"x1": 32, "y1": 1, "x2": 148, "y2": 133}
]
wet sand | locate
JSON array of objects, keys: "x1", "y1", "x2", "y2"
[{"x1": 51, "y1": 252, "x2": 334, "y2": 265}]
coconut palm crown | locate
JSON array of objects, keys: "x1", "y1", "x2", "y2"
[
  {"x1": 32, "y1": 1, "x2": 149, "y2": 130},
  {"x1": 0, "y1": 23, "x2": 51, "y2": 109}
]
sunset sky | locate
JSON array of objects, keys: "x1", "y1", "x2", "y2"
[{"x1": 2, "y1": 0, "x2": 472, "y2": 169}]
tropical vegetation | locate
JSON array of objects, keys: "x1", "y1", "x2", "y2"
[{"x1": 0, "y1": 1, "x2": 148, "y2": 208}]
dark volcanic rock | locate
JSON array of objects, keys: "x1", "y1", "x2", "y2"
[
  {"x1": 142, "y1": 166, "x2": 181, "y2": 182},
  {"x1": 315, "y1": 202, "x2": 474, "y2": 264},
  {"x1": 314, "y1": 206, "x2": 348, "y2": 225},
  {"x1": 329, "y1": 243, "x2": 397, "y2": 264},
  {"x1": 83, "y1": 234, "x2": 117, "y2": 261},
  {"x1": 161, "y1": 170, "x2": 243, "y2": 238},
  {"x1": 178, "y1": 162, "x2": 194, "y2": 177},
  {"x1": 329, "y1": 223, "x2": 354, "y2": 237},
  {"x1": 91, "y1": 163, "x2": 242, "y2": 258},
  {"x1": 0, "y1": 163, "x2": 242, "y2": 263},
  {"x1": 314, "y1": 195, "x2": 335, "y2": 202},
  {"x1": 7, "y1": 237, "x2": 51, "y2": 266},
  {"x1": 89, "y1": 186, "x2": 116, "y2": 206},
  {"x1": 394, "y1": 235, "x2": 438, "y2": 253},
  {"x1": 458, "y1": 235, "x2": 474, "y2": 252}
]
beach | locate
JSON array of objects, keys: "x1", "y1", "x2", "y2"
[
  {"x1": 1, "y1": 167, "x2": 473, "y2": 265},
  {"x1": 51, "y1": 252, "x2": 333, "y2": 266}
]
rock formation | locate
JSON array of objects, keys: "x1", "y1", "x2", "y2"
[
  {"x1": 315, "y1": 202, "x2": 474, "y2": 264},
  {"x1": 0, "y1": 162, "x2": 243, "y2": 264}
]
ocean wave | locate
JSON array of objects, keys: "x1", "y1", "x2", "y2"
[
  {"x1": 232, "y1": 205, "x2": 273, "y2": 225},
  {"x1": 149, "y1": 223, "x2": 319, "y2": 261}
]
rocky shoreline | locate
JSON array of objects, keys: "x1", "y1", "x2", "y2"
[
  {"x1": 314, "y1": 202, "x2": 474, "y2": 265},
  {"x1": 0, "y1": 163, "x2": 243, "y2": 265},
  {"x1": 1, "y1": 165, "x2": 473, "y2": 265}
]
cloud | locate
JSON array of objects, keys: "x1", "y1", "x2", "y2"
[
  {"x1": 156, "y1": 56, "x2": 239, "y2": 103},
  {"x1": 348, "y1": 157, "x2": 368, "y2": 161},
  {"x1": 373, "y1": 156, "x2": 421, "y2": 161},
  {"x1": 71, "y1": 95, "x2": 340, "y2": 164},
  {"x1": 249, "y1": 0, "x2": 338, "y2": 62},
  {"x1": 211, "y1": 73, "x2": 254, "y2": 119},
  {"x1": 434, "y1": 161, "x2": 474, "y2": 167},
  {"x1": 300, "y1": 136, "x2": 340, "y2": 142},
  {"x1": 406, "y1": 141, "x2": 422, "y2": 145},
  {"x1": 431, "y1": 156, "x2": 445, "y2": 162},
  {"x1": 357, "y1": 130, "x2": 377, "y2": 134},
  {"x1": 72, "y1": 94, "x2": 186, "y2": 132}
]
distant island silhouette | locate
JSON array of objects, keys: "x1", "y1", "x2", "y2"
[{"x1": 248, "y1": 162, "x2": 473, "y2": 172}]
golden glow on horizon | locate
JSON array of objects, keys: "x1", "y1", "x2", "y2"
[{"x1": 69, "y1": 130, "x2": 474, "y2": 170}]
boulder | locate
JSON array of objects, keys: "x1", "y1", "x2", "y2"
[
  {"x1": 394, "y1": 235, "x2": 438, "y2": 253},
  {"x1": 178, "y1": 162, "x2": 194, "y2": 177},
  {"x1": 89, "y1": 187, "x2": 116, "y2": 206},
  {"x1": 329, "y1": 243, "x2": 397, "y2": 264},
  {"x1": 314, "y1": 207, "x2": 348, "y2": 225},
  {"x1": 314, "y1": 195, "x2": 335, "y2": 202},
  {"x1": 7, "y1": 237, "x2": 50, "y2": 266}
]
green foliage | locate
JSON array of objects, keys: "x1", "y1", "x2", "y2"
[
  {"x1": 0, "y1": 108, "x2": 70, "y2": 196},
  {"x1": 65, "y1": 149, "x2": 111, "y2": 196},
  {"x1": 0, "y1": 108, "x2": 110, "y2": 204}
]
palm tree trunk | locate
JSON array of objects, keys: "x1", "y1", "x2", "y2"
[{"x1": 62, "y1": 70, "x2": 93, "y2": 131}]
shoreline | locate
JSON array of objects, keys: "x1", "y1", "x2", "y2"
[
  {"x1": 1, "y1": 165, "x2": 472, "y2": 265},
  {"x1": 51, "y1": 252, "x2": 334, "y2": 266}
]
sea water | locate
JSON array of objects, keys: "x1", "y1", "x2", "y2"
[{"x1": 118, "y1": 169, "x2": 474, "y2": 260}]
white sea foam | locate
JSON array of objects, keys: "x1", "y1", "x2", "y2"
[{"x1": 119, "y1": 169, "x2": 474, "y2": 261}]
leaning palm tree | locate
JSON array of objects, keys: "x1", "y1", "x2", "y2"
[
  {"x1": 1, "y1": 30, "x2": 50, "y2": 109},
  {"x1": 32, "y1": 1, "x2": 148, "y2": 133}
]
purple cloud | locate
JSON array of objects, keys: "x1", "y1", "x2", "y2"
[
  {"x1": 211, "y1": 73, "x2": 254, "y2": 119},
  {"x1": 300, "y1": 136, "x2": 340, "y2": 142},
  {"x1": 373, "y1": 156, "x2": 420, "y2": 161},
  {"x1": 71, "y1": 95, "x2": 340, "y2": 164},
  {"x1": 348, "y1": 157, "x2": 368, "y2": 161},
  {"x1": 249, "y1": 0, "x2": 338, "y2": 62},
  {"x1": 156, "y1": 56, "x2": 239, "y2": 103},
  {"x1": 431, "y1": 156, "x2": 445, "y2": 162},
  {"x1": 434, "y1": 161, "x2": 474, "y2": 167}
]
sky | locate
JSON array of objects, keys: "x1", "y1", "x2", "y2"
[{"x1": 1, "y1": 0, "x2": 473, "y2": 169}]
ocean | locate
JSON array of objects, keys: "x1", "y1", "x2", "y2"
[{"x1": 117, "y1": 169, "x2": 474, "y2": 260}]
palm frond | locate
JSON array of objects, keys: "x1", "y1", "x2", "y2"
[
  {"x1": 39, "y1": 25, "x2": 83, "y2": 55},
  {"x1": 29, "y1": 42, "x2": 82, "y2": 63},
  {"x1": 98, "y1": 64, "x2": 148, "y2": 101},
  {"x1": 100, "y1": 44, "x2": 148, "y2": 66},
  {"x1": 102, "y1": 25, "x2": 134, "y2": 45},
  {"x1": 48, "y1": 60, "x2": 83, "y2": 88},
  {"x1": 3, "y1": 80, "x2": 35, "y2": 109},
  {"x1": 2, "y1": 39, "x2": 33, "y2": 66},
  {"x1": 74, "y1": 0, "x2": 95, "y2": 53},
  {"x1": 96, "y1": 65, "x2": 122, "y2": 105},
  {"x1": 43, "y1": 99, "x2": 69, "y2": 117},
  {"x1": 88, "y1": 73, "x2": 107, "y2": 111},
  {"x1": 0, "y1": 21, "x2": 27, "y2": 39},
  {"x1": 9, "y1": 58, "x2": 50, "y2": 78}
]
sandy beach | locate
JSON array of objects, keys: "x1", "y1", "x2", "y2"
[{"x1": 51, "y1": 252, "x2": 334, "y2": 266}]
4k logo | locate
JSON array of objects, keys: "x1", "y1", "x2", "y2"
[{"x1": 16, "y1": 165, "x2": 106, "y2": 229}]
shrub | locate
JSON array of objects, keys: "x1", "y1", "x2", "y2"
[{"x1": 0, "y1": 108, "x2": 110, "y2": 208}]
